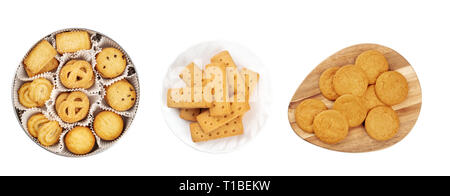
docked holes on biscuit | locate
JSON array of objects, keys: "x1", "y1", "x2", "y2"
[
  {"x1": 203, "y1": 65, "x2": 228, "y2": 102},
  {"x1": 241, "y1": 68, "x2": 259, "y2": 103},
  {"x1": 226, "y1": 67, "x2": 245, "y2": 103}
]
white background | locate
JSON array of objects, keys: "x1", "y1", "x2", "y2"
[{"x1": 0, "y1": 0, "x2": 448, "y2": 176}]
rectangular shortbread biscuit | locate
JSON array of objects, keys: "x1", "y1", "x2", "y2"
[
  {"x1": 55, "y1": 31, "x2": 91, "y2": 54},
  {"x1": 23, "y1": 40, "x2": 57, "y2": 77},
  {"x1": 190, "y1": 116, "x2": 243, "y2": 142},
  {"x1": 196, "y1": 101, "x2": 249, "y2": 133}
]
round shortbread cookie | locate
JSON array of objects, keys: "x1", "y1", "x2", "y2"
[
  {"x1": 59, "y1": 60, "x2": 95, "y2": 89},
  {"x1": 294, "y1": 99, "x2": 327, "y2": 133},
  {"x1": 319, "y1": 66, "x2": 340, "y2": 100},
  {"x1": 95, "y1": 47, "x2": 127, "y2": 79},
  {"x1": 355, "y1": 50, "x2": 389, "y2": 84},
  {"x1": 332, "y1": 94, "x2": 367, "y2": 127},
  {"x1": 362, "y1": 85, "x2": 385, "y2": 110},
  {"x1": 313, "y1": 110, "x2": 349, "y2": 144},
  {"x1": 27, "y1": 113, "x2": 49, "y2": 138},
  {"x1": 93, "y1": 111, "x2": 124, "y2": 141},
  {"x1": 375, "y1": 71, "x2": 408, "y2": 106},
  {"x1": 365, "y1": 106, "x2": 399, "y2": 141},
  {"x1": 65, "y1": 126, "x2": 96, "y2": 155},
  {"x1": 333, "y1": 64, "x2": 368, "y2": 96},
  {"x1": 37, "y1": 121, "x2": 62, "y2": 146},
  {"x1": 105, "y1": 80, "x2": 136, "y2": 111}
]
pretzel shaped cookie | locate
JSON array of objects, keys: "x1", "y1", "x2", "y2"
[
  {"x1": 59, "y1": 60, "x2": 95, "y2": 89},
  {"x1": 56, "y1": 91, "x2": 90, "y2": 123}
]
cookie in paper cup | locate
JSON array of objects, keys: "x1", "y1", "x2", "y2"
[
  {"x1": 162, "y1": 41, "x2": 271, "y2": 153},
  {"x1": 12, "y1": 28, "x2": 140, "y2": 157}
]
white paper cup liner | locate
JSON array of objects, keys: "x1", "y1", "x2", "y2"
[
  {"x1": 12, "y1": 28, "x2": 139, "y2": 157},
  {"x1": 162, "y1": 41, "x2": 272, "y2": 153}
]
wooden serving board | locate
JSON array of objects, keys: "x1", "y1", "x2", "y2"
[{"x1": 288, "y1": 43, "x2": 422, "y2": 152}]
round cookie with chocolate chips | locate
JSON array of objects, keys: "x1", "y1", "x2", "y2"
[
  {"x1": 105, "y1": 79, "x2": 136, "y2": 111},
  {"x1": 319, "y1": 66, "x2": 340, "y2": 100},
  {"x1": 355, "y1": 50, "x2": 389, "y2": 84},
  {"x1": 294, "y1": 99, "x2": 327, "y2": 133},
  {"x1": 365, "y1": 106, "x2": 399, "y2": 141},
  {"x1": 375, "y1": 71, "x2": 408, "y2": 106},
  {"x1": 313, "y1": 110, "x2": 349, "y2": 144},
  {"x1": 333, "y1": 94, "x2": 367, "y2": 127},
  {"x1": 95, "y1": 47, "x2": 127, "y2": 78},
  {"x1": 333, "y1": 64, "x2": 368, "y2": 97}
]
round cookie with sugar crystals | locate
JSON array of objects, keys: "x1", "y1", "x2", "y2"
[
  {"x1": 333, "y1": 64, "x2": 368, "y2": 97},
  {"x1": 64, "y1": 126, "x2": 96, "y2": 155},
  {"x1": 96, "y1": 47, "x2": 127, "y2": 78},
  {"x1": 319, "y1": 66, "x2": 340, "y2": 100},
  {"x1": 365, "y1": 106, "x2": 399, "y2": 141},
  {"x1": 333, "y1": 94, "x2": 367, "y2": 127},
  {"x1": 294, "y1": 99, "x2": 328, "y2": 133},
  {"x1": 93, "y1": 111, "x2": 124, "y2": 141},
  {"x1": 105, "y1": 79, "x2": 136, "y2": 111},
  {"x1": 355, "y1": 50, "x2": 389, "y2": 84},
  {"x1": 313, "y1": 110, "x2": 349, "y2": 144},
  {"x1": 375, "y1": 71, "x2": 408, "y2": 106}
]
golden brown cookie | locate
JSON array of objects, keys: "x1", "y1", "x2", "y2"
[
  {"x1": 95, "y1": 47, "x2": 127, "y2": 78},
  {"x1": 333, "y1": 64, "x2": 368, "y2": 96},
  {"x1": 332, "y1": 94, "x2": 367, "y2": 127},
  {"x1": 105, "y1": 80, "x2": 136, "y2": 111},
  {"x1": 55, "y1": 31, "x2": 91, "y2": 54},
  {"x1": 362, "y1": 85, "x2": 385, "y2": 110},
  {"x1": 64, "y1": 126, "x2": 96, "y2": 155},
  {"x1": 56, "y1": 91, "x2": 90, "y2": 123},
  {"x1": 29, "y1": 78, "x2": 53, "y2": 106},
  {"x1": 18, "y1": 82, "x2": 38, "y2": 108},
  {"x1": 23, "y1": 40, "x2": 58, "y2": 77},
  {"x1": 93, "y1": 111, "x2": 124, "y2": 141},
  {"x1": 313, "y1": 110, "x2": 349, "y2": 144},
  {"x1": 37, "y1": 121, "x2": 62, "y2": 146},
  {"x1": 319, "y1": 66, "x2": 340, "y2": 100},
  {"x1": 294, "y1": 99, "x2": 328, "y2": 133},
  {"x1": 375, "y1": 71, "x2": 408, "y2": 106},
  {"x1": 179, "y1": 108, "x2": 202, "y2": 121},
  {"x1": 355, "y1": 50, "x2": 389, "y2": 84},
  {"x1": 59, "y1": 60, "x2": 95, "y2": 89},
  {"x1": 210, "y1": 50, "x2": 237, "y2": 67},
  {"x1": 27, "y1": 113, "x2": 49, "y2": 138},
  {"x1": 365, "y1": 106, "x2": 399, "y2": 141}
]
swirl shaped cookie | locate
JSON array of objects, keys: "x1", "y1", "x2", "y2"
[
  {"x1": 55, "y1": 91, "x2": 90, "y2": 123},
  {"x1": 27, "y1": 113, "x2": 50, "y2": 138},
  {"x1": 29, "y1": 78, "x2": 53, "y2": 106},
  {"x1": 37, "y1": 121, "x2": 62, "y2": 146},
  {"x1": 105, "y1": 80, "x2": 136, "y2": 111},
  {"x1": 18, "y1": 82, "x2": 38, "y2": 108},
  {"x1": 59, "y1": 60, "x2": 95, "y2": 89}
]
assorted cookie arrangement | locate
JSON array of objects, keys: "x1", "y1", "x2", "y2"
[
  {"x1": 295, "y1": 49, "x2": 409, "y2": 144},
  {"x1": 13, "y1": 29, "x2": 139, "y2": 156},
  {"x1": 166, "y1": 51, "x2": 259, "y2": 143}
]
